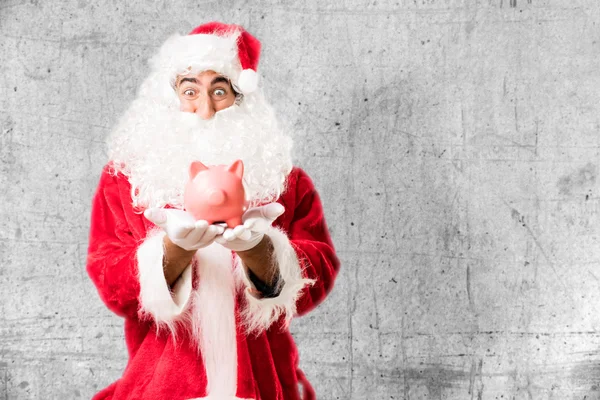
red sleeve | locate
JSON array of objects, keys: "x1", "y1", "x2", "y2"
[
  {"x1": 86, "y1": 165, "x2": 147, "y2": 319},
  {"x1": 280, "y1": 168, "x2": 341, "y2": 316}
]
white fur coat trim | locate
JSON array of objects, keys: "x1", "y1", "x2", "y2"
[
  {"x1": 136, "y1": 229, "x2": 193, "y2": 330},
  {"x1": 191, "y1": 243, "x2": 238, "y2": 398},
  {"x1": 236, "y1": 226, "x2": 315, "y2": 333}
]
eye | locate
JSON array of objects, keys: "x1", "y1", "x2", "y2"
[
  {"x1": 213, "y1": 88, "x2": 227, "y2": 97},
  {"x1": 183, "y1": 88, "x2": 196, "y2": 96}
]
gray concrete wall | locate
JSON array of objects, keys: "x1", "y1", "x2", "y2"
[{"x1": 1, "y1": 0, "x2": 600, "y2": 398}]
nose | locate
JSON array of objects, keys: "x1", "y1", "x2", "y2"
[{"x1": 195, "y1": 97, "x2": 215, "y2": 120}]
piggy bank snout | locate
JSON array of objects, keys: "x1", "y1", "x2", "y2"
[{"x1": 207, "y1": 189, "x2": 227, "y2": 206}]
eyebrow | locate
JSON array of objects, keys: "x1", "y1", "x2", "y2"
[
  {"x1": 177, "y1": 76, "x2": 231, "y2": 87},
  {"x1": 210, "y1": 76, "x2": 230, "y2": 86},
  {"x1": 178, "y1": 77, "x2": 198, "y2": 85}
]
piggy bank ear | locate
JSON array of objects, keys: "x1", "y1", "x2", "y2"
[
  {"x1": 227, "y1": 159, "x2": 244, "y2": 179},
  {"x1": 189, "y1": 161, "x2": 208, "y2": 179}
]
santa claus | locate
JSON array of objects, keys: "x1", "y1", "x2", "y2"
[{"x1": 86, "y1": 22, "x2": 340, "y2": 400}]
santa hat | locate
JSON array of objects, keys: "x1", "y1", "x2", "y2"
[
  {"x1": 188, "y1": 22, "x2": 260, "y2": 93},
  {"x1": 148, "y1": 22, "x2": 261, "y2": 100}
]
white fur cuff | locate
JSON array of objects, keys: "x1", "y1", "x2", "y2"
[
  {"x1": 237, "y1": 227, "x2": 315, "y2": 333},
  {"x1": 137, "y1": 230, "x2": 193, "y2": 327}
]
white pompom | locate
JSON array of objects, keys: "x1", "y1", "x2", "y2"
[{"x1": 237, "y1": 69, "x2": 258, "y2": 93}]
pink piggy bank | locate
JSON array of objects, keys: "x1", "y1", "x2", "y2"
[{"x1": 183, "y1": 160, "x2": 247, "y2": 228}]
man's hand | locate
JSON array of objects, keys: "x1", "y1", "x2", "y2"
[
  {"x1": 144, "y1": 208, "x2": 225, "y2": 286},
  {"x1": 144, "y1": 208, "x2": 224, "y2": 251},
  {"x1": 215, "y1": 203, "x2": 285, "y2": 252},
  {"x1": 216, "y1": 203, "x2": 285, "y2": 288}
]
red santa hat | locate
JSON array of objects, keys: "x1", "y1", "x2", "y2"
[
  {"x1": 188, "y1": 22, "x2": 260, "y2": 93},
  {"x1": 149, "y1": 21, "x2": 261, "y2": 99}
]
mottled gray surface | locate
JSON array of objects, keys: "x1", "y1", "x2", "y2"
[{"x1": 1, "y1": 0, "x2": 600, "y2": 399}]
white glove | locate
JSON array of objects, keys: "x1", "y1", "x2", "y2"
[
  {"x1": 144, "y1": 208, "x2": 225, "y2": 251},
  {"x1": 215, "y1": 203, "x2": 285, "y2": 252}
]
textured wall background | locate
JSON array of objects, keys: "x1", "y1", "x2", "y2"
[{"x1": 2, "y1": 0, "x2": 600, "y2": 399}]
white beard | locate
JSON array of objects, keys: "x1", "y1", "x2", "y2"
[{"x1": 106, "y1": 91, "x2": 293, "y2": 210}]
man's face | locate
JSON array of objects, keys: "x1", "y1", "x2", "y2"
[{"x1": 175, "y1": 70, "x2": 237, "y2": 119}]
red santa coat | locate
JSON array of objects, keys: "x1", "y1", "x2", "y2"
[{"x1": 86, "y1": 164, "x2": 340, "y2": 400}]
